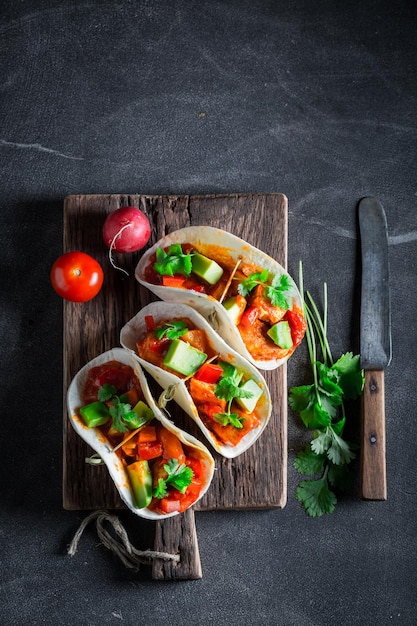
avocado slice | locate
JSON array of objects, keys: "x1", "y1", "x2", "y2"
[
  {"x1": 163, "y1": 338, "x2": 207, "y2": 376},
  {"x1": 235, "y1": 379, "x2": 263, "y2": 413},
  {"x1": 192, "y1": 252, "x2": 224, "y2": 284},
  {"x1": 267, "y1": 320, "x2": 293, "y2": 349},
  {"x1": 223, "y1": 295, "x2": 247, "y2": 325}
]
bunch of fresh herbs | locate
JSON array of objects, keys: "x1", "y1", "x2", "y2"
[{"x1": 289, "y1": 262, "x2": 364, "y2": 517}]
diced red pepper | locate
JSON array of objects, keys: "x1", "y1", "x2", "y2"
[
  {"x1": 194, "y1": 362, "x2": 224, "y2": 384},
  {"x1": 138, "y1": 425, "x2": 157, "y2": 443},
  {"x1": 137, "y1": 441, "x2": 163, "y2": 461},
  {"x1": 239, "y1": 306, "x2": 259, "y2": 328},
  {"x1": 158, "y1": 497, "x2": 182, "y2": 514},
  {"x1": 190, "y1": 284, "x2": 207, "y2": 294},
  {"x1": 148, "y1": 336, "x2": 170, "y2": 355},
  {"x1": 145, "y1": 315, "x2": 156, "y2": 333},
  {"x1": 162, "y1": 275, "x2": 185, "y2": 288}
]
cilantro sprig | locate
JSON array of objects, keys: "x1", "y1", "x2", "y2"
[
  {"x1": 153, "y1": 459, "x2": 194, "y2": 498},
  {"x1": 98, "y1": 384, "x2": 137, "y2": 433},
  {"x1": 237, "y1": 270, "x2": 294, "y2": 309},
  {"x1": 213, "y1": 362, "x2": 252, "y2": 429},
  {"x1": 289, "y1": 262, "x2": 364, "y2": 517},
  {"x1": 154, "y1": 320, "x2": 188, "y2": 340},
  {"x1": 154, "y1": 244, "x2": 193, "y2": 277}
]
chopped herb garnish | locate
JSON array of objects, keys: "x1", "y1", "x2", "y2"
[
  {"x1": 154, "y1": 320, "x2": 188, "y2": 340},
  {"x1": 153, "y1": 458, "x2": 194, "y2": 498},
  {"x1": 237, "y1": 271, "x2": 294, "y2": 309},
  {"x1": 153, "y1": 244, "x2": 193, "y2": 277},
  {"x1": 289, "y1": 262, "x2": 364, "y2": 517},
  {"x1": 97, "y1": 384, "x2": 137, "y2": 433},
  {"x1": 213, "y1": 363, "x2": 252, "y2": 429}
]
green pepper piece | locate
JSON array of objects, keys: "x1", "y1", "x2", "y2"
[
  {"x1": 127, "y1": 460, "x2": 153, "y2": 508},
  {"x1": 79, "y1": 401, "x2": 110, "y2": 428}
]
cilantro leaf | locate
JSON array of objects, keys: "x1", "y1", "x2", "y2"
[
  {"x1": 154, "y1": 244, "x2": 193, "y2": 277},
  {"x1": 310, "y1": 426, "x2": 356, "y2": 465},
  {"x1": 237, "y1": 270, "x2": 293, "y2": 310},
  {"x1": 109, "y1": 396, "x2": 137, "y2": 433},
  {"x1": 266, "y1": 274, "x2": 294, "y2": 309},
  {"x1": 327, "y1": 462, "x2": 354, "y2": 492},
  {"x1": 213, "y1": 412, "x2": 245, "y2": 429},
  {"x1": 98, "y1": 385, "x2": 138, "y2": 433},
  {"x1": 295, "y1": 471, "x2": 337, "y2": 517},
  {"x1": 154, "y1": 320, "x2": 188, "y2": 340},
  {"x1": 211, "y1": 363, "x2": 253, "y2": 429},
  {"x1": 332, "y1": 352, "x2": 365, "y2": 400},
  {"x1": 153, "y1": 478, "x2": 168, "y2": 499},
  {"x1": 301, "y1": 400, "x2": 332, "y2": 430},
  {"x1": 288, "y1": 384, "x2": 314, "y2": 413},
  {"x1": 153, "y1": 458, "x2": 194, "y2": 498},
  {"x1": 316, "y1": 362, "x2": 344, "y2": 407},
  {"x1": 237, "y1": 270, "x2": 269, "y2": 297},
  {"x1": 294, "y1": 445, "x2": 326, "y2": 476},
  {"x1": 98, "y1": 384, "x2": 117, "y2": 402}
]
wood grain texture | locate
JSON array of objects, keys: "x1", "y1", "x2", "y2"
[
  {"x1": 360, "y1": 369, "x2": 387, "y2": 500},
  {"x1": 152, "y1": 509, "x2": 202, "y2": 580},
  {"x1": 62, "y1": 193, "x2": 288, "y2": 579}
]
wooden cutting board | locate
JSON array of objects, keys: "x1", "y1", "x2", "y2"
[{"x1": 63, "y1": 193, "x2": 288, "y2": 579}]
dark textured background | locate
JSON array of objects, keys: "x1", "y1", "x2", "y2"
[{"x1": 1, "y1": 1, "x2": 416, "y2": 624}]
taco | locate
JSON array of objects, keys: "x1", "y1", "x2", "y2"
[
  {"x1": 120, "y1": 303, "x2": 272, "y2": 458},
  {"x1": 67, "y1": 348, "x2": 215, "y2": 519},
  {"x1": 135, "y1": 226, "x2": 306, "y2": 370}
]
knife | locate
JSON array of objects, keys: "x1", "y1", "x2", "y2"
[{"x1": 358, "y1": 196, "x2": 391, "y2": 501}]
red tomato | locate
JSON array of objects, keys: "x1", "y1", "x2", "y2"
[
  {"x1": 284, "y1": 308, "x2": 307, "y2": 347},
  {"x1": 50, "y1": 252, "x2": 104, "y2": 302},
  {"x1": 240, "y1": 306, "x2": 259, "y2": 328}
]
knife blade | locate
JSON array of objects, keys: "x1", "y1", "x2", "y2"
[{"x1": 358, "y1": 196, "x2": 391, "y2": 500}]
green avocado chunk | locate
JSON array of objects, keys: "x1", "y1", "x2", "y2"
[
  {"x1": 223, "y1": 295, "x2": 246, "y2": 325},
  {"x1": 121, "y1": 400, "x2": 154, "y2": 430},
  {"x1": 267, "y1": 320, "x2": 293, "y2": 349},
  {"x1": 235, "y1": 379, "x2": 263, "y2": 413},
  {"x1": 79, "y1": 401, "x2": 110, "y2": 428},
  {"x1": 163, "y1": 338, "x2": 207, "y2": 376},
  {"x1": 192, "y1": 252, "x2": 224, "y2": 284}
]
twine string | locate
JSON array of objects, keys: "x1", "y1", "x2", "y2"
[{"x1": 67, "y1": 510, "x2": 180, "y2": 570}]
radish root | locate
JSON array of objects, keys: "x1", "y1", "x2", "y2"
[{"x1": 108, "y1": 223, "x2": 132, "y2": 276}]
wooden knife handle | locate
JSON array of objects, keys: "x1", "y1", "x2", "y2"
[
  {"x1": 152, "y1": 509, "x2": 202, "y2": 580},
  {"x1": 360, "y1": 369, "x2": 387, "y2": 500}
]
